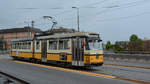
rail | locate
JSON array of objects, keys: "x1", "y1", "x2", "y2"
[{"x1": 0, "y1": 71, "x2": 30, "y2": 84}]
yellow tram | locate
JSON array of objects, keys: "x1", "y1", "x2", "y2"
[{"x1": 10, "y1": 32, "x2": 104, "y2": 67}]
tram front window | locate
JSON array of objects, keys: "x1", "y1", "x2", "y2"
[{"x1": 86, "y1": 40, "x2": 103, "y2": 50}]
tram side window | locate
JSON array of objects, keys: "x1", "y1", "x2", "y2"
[
  {"x1": 20, "y1": 43, "x2": 22, "y2": 49},
  {"x1": 17, "y1": 43, "x2": 19, "y2": 49},
  {"x1": 14, "y1": 43, "x2": 16, "y2": 49},
  {"x1": 11, "y1": 43, "x2": 13, "y2": 49},
  {"x1": 16, "y1": 43, "x2": 19, "y2": 49},
  {"x1": 18, "y1": 43, "x2": 21, "y2": 49},
  {"x1": 49, "y1": 41, "x2": 57, "y2": 50},
  {"x1": 15, "y1": 43, "x2": 17, "y2": 49},
  {"x1": 64, "y1": 40, "x2": 70, "y2": 50},
  {"x1": 28, "y1": 42, "x2": 31, "y2": 49},
  {"x1": 22, "y1": 42, "x2": 24, "y2": 49},
  {"x1": 23, "y1": 42, "x2": 25, "y2": 49},
  {"x1": 25, "y1": 42, "x2": 27, "y2": 49},
  {"x1": 58, "y1": 40, "x2": 70, "y2": 50},
  {"x1": 36, "y1": 41, "x2": 40, "y2": 50},
  {"x1": 59, "y1": 40, "x2": 63, "y2": 50},
  {"x1": 15, "y1": 43, "x2": 18, "y2": 49}
]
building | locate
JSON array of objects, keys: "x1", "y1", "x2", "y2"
[
  {"x1": 0, "y1": 26, "x2": 42, "y2": 49},
  {"x1": 0, "y1": 38, "x2": 5, "y2": 50}
]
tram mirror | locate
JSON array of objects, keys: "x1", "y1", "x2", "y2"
[{"x1": 98, "y1": 39, "x2": 102, "y2": 42}]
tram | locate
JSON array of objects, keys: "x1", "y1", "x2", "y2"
[{"x1": 10, "y1": 32, "x2": 104, "y2": 67}]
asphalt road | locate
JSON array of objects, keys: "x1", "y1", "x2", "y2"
[{"x1": 0, "y1": 55, "x2": 149, "y2": 84}]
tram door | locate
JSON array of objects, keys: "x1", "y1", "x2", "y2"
[
  {"x1": 41, "y1": 40, "x2": 47, "y2": 62},
  {"x1": 72, "y1": 38, "x2": 84, "y2": 66}
]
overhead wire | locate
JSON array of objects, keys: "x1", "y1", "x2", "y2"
[
  {"x1": 89, "y1": 0, "x2": 150, "y2": 22},
  {"x1": 97, "y1": 11, "x2": 150, "y2": 22},
  {"x1": 96, "y1": 0, "x2": 150, "y2": 15},
  {"x1": 11, "y1": 0, "x2": 150, "y2": 27}
]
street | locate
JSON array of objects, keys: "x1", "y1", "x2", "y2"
[{"x1": 0, "y1": 55, "x2": 150, "y2": 84}]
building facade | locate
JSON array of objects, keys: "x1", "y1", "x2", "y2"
[
  {"x1": 0, "y1": 38, "x2": 5, "y2": 50},
  {"x1": 0, "y1": 26, "x2": 42, "y2": 49}
]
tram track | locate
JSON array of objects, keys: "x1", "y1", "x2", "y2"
[{"x1": 0, "y1": 71, "x2": 30, "y2": 84}]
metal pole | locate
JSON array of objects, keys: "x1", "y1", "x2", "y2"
[
  {"x1": 72, "y1": 7, "x2": 80, "y2": 32},
  {"x1": 31, "y1": 20, "x2": 34, "y2": 37},
  {"x1": 77, "y1": 8, "x2": 80, "y2": 32}
]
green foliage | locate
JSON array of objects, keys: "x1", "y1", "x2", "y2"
[
  {"x1": 105, "y1": 41, "x2": 113, "y2": 50},
  {"x1": 130, "y1": 34, "x2": 138, "y2": 42},
  {"x1": 113, "y1": 41, "x2": 128, "y2": 53},
  {"x1": 128, "y1": 34, "x2": 143, "y2": 52},
  {"x1": 106, "y1": 34, "x2": 144, "y2": 54}
]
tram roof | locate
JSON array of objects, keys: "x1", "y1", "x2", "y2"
[
  {"x1": 11, "y1": 37, "x2": 33, "y2": 42},
  {"x1": 36, "y1": 32, "x2": 99, "y2": 39},
  {"x1": 11, "y1": 32, "x2": 100, "y2": 42}
]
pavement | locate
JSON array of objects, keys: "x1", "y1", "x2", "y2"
[
  {"x1": 0, "y1": 54, "x2": 150, "y2": 84},
  {"x1": 104, "y1": 60, "x2": 150, "y2": 68}
]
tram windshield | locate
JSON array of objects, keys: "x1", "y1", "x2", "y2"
[{"x1": 86, "y1": 39, "x2": 103, "y2": 50}]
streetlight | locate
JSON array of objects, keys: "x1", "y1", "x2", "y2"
[{"x1": 72, "y1": 7, "x2": 80, "y2": 32}]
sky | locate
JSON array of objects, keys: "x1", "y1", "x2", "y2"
[{"x1": 0, "y1": 0, "x2": 150, "y2": 43}]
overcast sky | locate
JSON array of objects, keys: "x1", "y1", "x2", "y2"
[{"x1": 0, "y1": 0, "x2": 150, "y2": 43}]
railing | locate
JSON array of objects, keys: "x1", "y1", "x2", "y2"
[{"x1": 0, "y1": 50, "x2": 10, "y2": 55}]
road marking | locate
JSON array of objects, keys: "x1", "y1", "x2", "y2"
[
  {"x1": 14, "y1": 61, "x2": 150, "y2": 84},
  {"x1": 116, "y1": 77, "x2": 150, "y2": 84},
  {"x1": 105, "y1": 64, "x2": 150, "y2": 69}
]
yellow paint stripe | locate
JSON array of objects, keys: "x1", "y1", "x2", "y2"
[
  {"x1": 116, "y1": 77, "x2": 150, "y2": 84},
  {"x1": 105, "y1": 64, "x2": 150, "y2": 69},
  {"x1": 13, "y1": 61, "x2": 115, "y2": 79}
]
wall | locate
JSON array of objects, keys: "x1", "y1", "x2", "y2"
[
  {"x1": 104, "y1": 54, "x2": 150, "y2": 63},
  {"x1": 0, "y1": 32, "x2": 35, "y2": 49}
]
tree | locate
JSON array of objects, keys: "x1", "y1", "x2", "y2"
[
  {"x1": 130, "y1": 34, "x2": 138, "y2": 42},
  {"x1": 105, "y1": 41, "x2": 112, "y2": 50},
  {"x1": 114, "y1": 41, "x2": 128, "y2": 53},
  {"x1": 128, "y1": 34, "x2": 143, "y2": 53}
]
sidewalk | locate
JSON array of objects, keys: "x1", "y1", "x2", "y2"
[
  {"x1": 104, "y1": 60, "x2": 150, "y2": 69},
  {"x1": 0, "y1": 54, "x2": 11, "y2": 59}
]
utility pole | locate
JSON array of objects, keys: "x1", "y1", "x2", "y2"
[
  {"x1": 30, "y1": 20, "x2": 35, "y2": 37},
  {"x1": 72, "y1": 7, "x2": 80, "y2": 32},
  {"x1": 31, "y1": 20, "x2": 34, "y2": 28}
]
